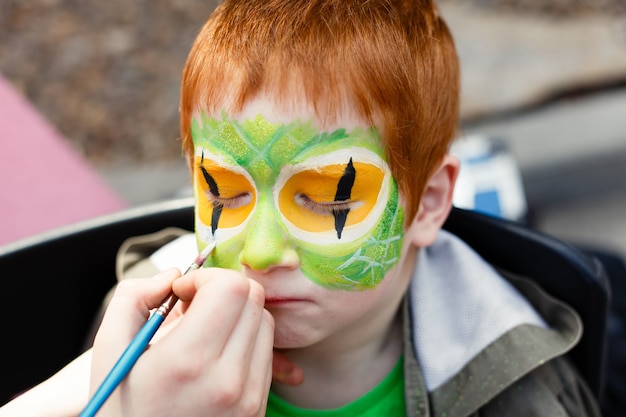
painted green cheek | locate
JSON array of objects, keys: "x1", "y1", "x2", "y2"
[
  {"x1": 299, "y1": 196, "x2": 405, "y2": 290},
  {"x1": 201, "y1": 238, "x2": 245, "y2": 271}
]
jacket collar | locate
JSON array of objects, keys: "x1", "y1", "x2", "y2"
[{"x1": 402, "y1": 230, "x2": 583, "y2": 417}]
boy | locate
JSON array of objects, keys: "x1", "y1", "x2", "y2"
[{"x1": 0, "y1": 0, "x2": 601, "y2": 416}]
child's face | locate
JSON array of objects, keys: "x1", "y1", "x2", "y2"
[{"x1": 190, "y1": 99, "x2": 414, "y2": 348}]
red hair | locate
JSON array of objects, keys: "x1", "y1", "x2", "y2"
[{"x1": 180, "y1": 0, "x2": 460, "y2": 221}]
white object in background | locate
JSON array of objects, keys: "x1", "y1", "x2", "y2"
[{"x1": 451, "y1": 134, "x2": 528, "y2": 222}]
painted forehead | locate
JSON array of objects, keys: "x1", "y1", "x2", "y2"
[{"x1": 190, "y1": 112, "x2": 386, "y2": 172}]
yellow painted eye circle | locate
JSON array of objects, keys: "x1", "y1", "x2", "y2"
[
  {"x1": 276, "y1": 148, "x2": 390, "y2": 242},
  {"x1": 279, "y1": 163, "x2": 384, "y2": 231},
  {"x1": 194, "y1": 154, "x2": 256, "y2": 231}
]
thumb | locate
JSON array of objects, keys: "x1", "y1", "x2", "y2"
[{"x1": 272, "y1": 350, "x2": 304, "y2": 386}]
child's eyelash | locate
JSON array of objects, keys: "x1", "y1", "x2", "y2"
[
  {"x1": 295, "y1": 193, "x2": 352, "y2": 215},
  {"x1": 206, "y1": 192, "x2": 253, "y2": 209}
]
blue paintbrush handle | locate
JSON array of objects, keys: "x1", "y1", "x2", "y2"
[
  {"x1": 79, "y1": 242, "x2": 215, "y2": 416},
  {"x1": 79, "y1": 312, "x2": 165, "y2": 417}
]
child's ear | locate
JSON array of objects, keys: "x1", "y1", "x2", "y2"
[{"x1": 406, "y1": 154, "x2": 460, "y2": 247}]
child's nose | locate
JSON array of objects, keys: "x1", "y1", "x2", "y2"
[{"x1": 239, "y1": 195, "x2": 299, "y2": 272}]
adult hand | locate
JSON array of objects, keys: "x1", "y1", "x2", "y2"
[{"x1": 91, "y1": 267, "x2": 274, "y2": 417}]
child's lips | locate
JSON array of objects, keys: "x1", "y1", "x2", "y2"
[{"x1": 264, "y1": 296, "x2": 309, "y2": 307}]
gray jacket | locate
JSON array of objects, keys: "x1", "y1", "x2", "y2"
[{"x1": 402, "y1": 230, "x2": 601, "y2": 416}]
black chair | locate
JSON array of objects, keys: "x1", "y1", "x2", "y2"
[
  {"x1": 0, "y1": 198, "x2": 611, "y2": 409},
  {"x1": 575, "y1": 244, "x2": 626, "y2": 417},
  {"x1": 0, "y1": 198, "x2": 196, "y2": 406}
]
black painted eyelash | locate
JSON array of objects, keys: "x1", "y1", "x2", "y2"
[
  {"x1": 295, "y1": 193, "x2": 352, "y2": 215},
  {"x1": 206, "y1": 192, "x2": 253, "y2": 209}
]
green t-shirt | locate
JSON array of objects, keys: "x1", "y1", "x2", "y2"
[{"x1": 266, "y1": 357, "x2": 405, "y2": 417}]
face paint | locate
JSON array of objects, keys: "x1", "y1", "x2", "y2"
[{"x1": 191, "y1": 113, "x2": 405, "y2": 290}]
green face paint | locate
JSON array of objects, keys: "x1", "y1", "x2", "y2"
[{"x1": 191, "y1": 112, "x2": 405, "y2": 290}]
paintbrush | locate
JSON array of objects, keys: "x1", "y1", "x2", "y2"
[{"x1": 79, "y1": 241, "x2": 216, "y2": 417}]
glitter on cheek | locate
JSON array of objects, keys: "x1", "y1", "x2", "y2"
[
  {"x1": 203, "y1": 237, "x2": 246, "y2": 271},
  {"x1": 297, "y1": 183, "x2": 405, "y2": 291}
]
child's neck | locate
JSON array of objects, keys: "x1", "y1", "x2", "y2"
[{"x1": 271, "y1": 310, "x2": 403, "y2": 409}]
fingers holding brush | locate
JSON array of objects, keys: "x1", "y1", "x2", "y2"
[
  {"x1": 92, "y1": 267, "x2": 274, "y2": 417},
  {"x1": 164, "y1": 269, "x2": 275, "y2": 416}
]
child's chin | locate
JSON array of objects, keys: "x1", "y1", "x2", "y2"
[
  {"x1": 272, "y1": 334, "x2": 310, "y2": 350},
  {"x1": 272, "y1": 325, "x2": 321, "y2": 350}
]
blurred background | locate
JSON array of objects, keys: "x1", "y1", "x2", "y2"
[
  {"x1": 1, "y1": 1, "x2": 626, "y2": 414},
  {"x1": 0, "y1": 0, "x2": 625, "y2": 256}
]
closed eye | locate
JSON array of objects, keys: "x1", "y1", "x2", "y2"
[
  {"x1": 207, "y1": 191, "x2": 253, "y2": 209},
  {"x1": 295, "y1": 193, "x2": 360, "y2": 215}
]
